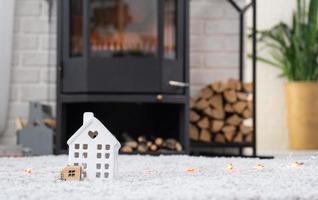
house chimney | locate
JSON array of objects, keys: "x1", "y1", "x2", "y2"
[{"x1": 83, "y1": 112, "x2": 94, "y2": 125}]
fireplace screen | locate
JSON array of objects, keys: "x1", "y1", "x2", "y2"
[{"x1": 70, "y1": 0, "x2": 177, "y2": 58}]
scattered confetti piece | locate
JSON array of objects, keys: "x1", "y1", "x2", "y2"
[
  {"x1": 227, "y1": 164, "x2": 234, "y2": 172},
  {"x1": 24, "y1": 168, "x2": 32, "y2": 174},
  {"x1": 144, "y1": 169, "x2": 157, "y2": 176},
  {"x1": 186, "y1": 167, "x2": 198, "y2": 173},
  {"x1": 291, "y1": 162, "x2": 304, "y2": 168},
  {"x1": 255, "y1": 164, "x2": 265, "y2": 170}
]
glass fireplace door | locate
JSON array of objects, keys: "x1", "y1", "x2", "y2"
[
  {"x1": 89, "y1": 0, "x2": 158, "y2": 57},
  {"x1": 62, "y1": 0, "x2": 185, "y2": 94},
  {"x1": 86, "y1": 0, "x2": 161, "y2": 93}
]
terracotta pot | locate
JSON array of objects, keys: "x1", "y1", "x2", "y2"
[{"x1": 285, "y1": 82, "x2": 318, "y2": 149}]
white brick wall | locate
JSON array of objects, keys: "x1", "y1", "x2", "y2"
[
  {"x1": 0, "y1": 0, "x2": 240, "y2": 144},
  {"x1": 190, "y1": 0, "x2": 241, "y2": 97},
  {"x1": 0, "y1": 0, "x2": 56, "y2": 144}
]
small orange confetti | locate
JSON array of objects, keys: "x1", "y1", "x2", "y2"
[
  {"x1": 144, "y1": 169, "x2": 157, "y2": 176},
  {"x1": 186, "y1": 167, "x2": 198, "y2": 173},
  {"x1": 291, "y1": 162, "x2": 304, "y2": 168},
  {"x1": 24, "y1": 168, "x2": 32, "y2": 174},
  {"x1": 255, "y1": 164, "x2": 265, "y2": 170},
  {"x1": 227, "y1": 163, "x2": 234, "y2": 172}
]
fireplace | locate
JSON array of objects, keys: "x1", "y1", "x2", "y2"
[{"x1": 56, "y1": 0, "x2": 189, "y2": 154}]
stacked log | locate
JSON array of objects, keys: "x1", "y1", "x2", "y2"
[
  {"x1": 120, "y1": 133, "x2": 183, "y2": 154},
  {"x1": 189, "y1": 79, "x2": 253, "y2": 144}
]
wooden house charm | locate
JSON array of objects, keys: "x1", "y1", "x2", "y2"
[
  {"x1": 67, "y1": 112, "x2": 121, "y2": 180},
  {"x1": 61, "y1": 165, "x2": 82, "y2": 181}
]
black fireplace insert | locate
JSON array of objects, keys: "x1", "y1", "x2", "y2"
[{"x1": 56, "y1": 0, "x2": 189, "y2": 154}]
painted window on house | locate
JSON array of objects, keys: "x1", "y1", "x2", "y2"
[
  {"x1": 82, "y1": 163, "x2": 87, "y2": 169},
  {"x1": 82, "y1": 152, "x2": 88, "y2": 158},
  {"x1": 68, "y1": 170, "x2": 76, "y2": 177}
]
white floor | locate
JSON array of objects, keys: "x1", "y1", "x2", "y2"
[{"x1": 0, "y1": 154, "x2": 318, "y2": 200}]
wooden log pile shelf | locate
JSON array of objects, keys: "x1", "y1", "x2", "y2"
[
  {"x1": 189, "y1": 79, "x2": 253, "y2": 145},
  {"x1": 120, "y1": 133, "x2": 183, "y2": 155}
]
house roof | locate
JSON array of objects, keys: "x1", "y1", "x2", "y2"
[{"x1": 67, "y1": 113, "x2": 121, "y2": 148}]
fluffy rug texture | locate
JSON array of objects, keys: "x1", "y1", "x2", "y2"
[{"x1": 0, "y1": 155, "x2": 317, "y2": 200}]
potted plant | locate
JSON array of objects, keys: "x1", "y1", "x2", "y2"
[{"x1": 257, "y1": 0, "x2": 318, "y2": 149}]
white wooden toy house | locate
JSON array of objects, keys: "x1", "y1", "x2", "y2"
[{"x1": 67, "y1": 112, "x2": 121, "y2": 180}]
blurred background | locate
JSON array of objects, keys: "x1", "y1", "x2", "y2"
[{"x1": 0, "y1": 0, "x2": 308, "y2": 156}]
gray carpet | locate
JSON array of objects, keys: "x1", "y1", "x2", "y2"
[{"x1": 0, "y1": 155, "x2": 317, "y2": 200}]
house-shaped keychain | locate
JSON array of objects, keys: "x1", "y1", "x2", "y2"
[{"x1": 67, "y1": 112, "x2": 121, "y2": 180}]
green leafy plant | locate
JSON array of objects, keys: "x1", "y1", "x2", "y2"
[{"x1": 257, "y1": 0, "x2": 318, "y2": 81}]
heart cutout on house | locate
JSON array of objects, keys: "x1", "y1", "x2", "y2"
[{"x1": 88, "y1": 131, "x2": 98, "y2": 139}]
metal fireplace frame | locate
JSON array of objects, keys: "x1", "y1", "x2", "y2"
[
  {"x1": 56, "y1": 0, "x2": 190, "y2": 154},
  {"x1": 190, "y1": 0, "x2": 272, "y2": 158}
]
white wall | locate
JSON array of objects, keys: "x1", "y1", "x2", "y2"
[
  {"x1": 190, "y1": 0, "x2": 243, "y2": 96},
  {"x1": 0, "y1": 0, "x2": 56, "y2": 144},
  {"x1": 248, "y1": 0, "x2": 296, "y2": 153},
  {"x1": 0, "y1": 1, "x2": 15, "y2": 134}
]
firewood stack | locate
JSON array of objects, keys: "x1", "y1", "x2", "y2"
[
  {"x1": 189, "y1": 79, "x2": 254, "y2": 144},
  {"x1": 120, "y1": 133, "x2": 183, "y2": 154}
]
